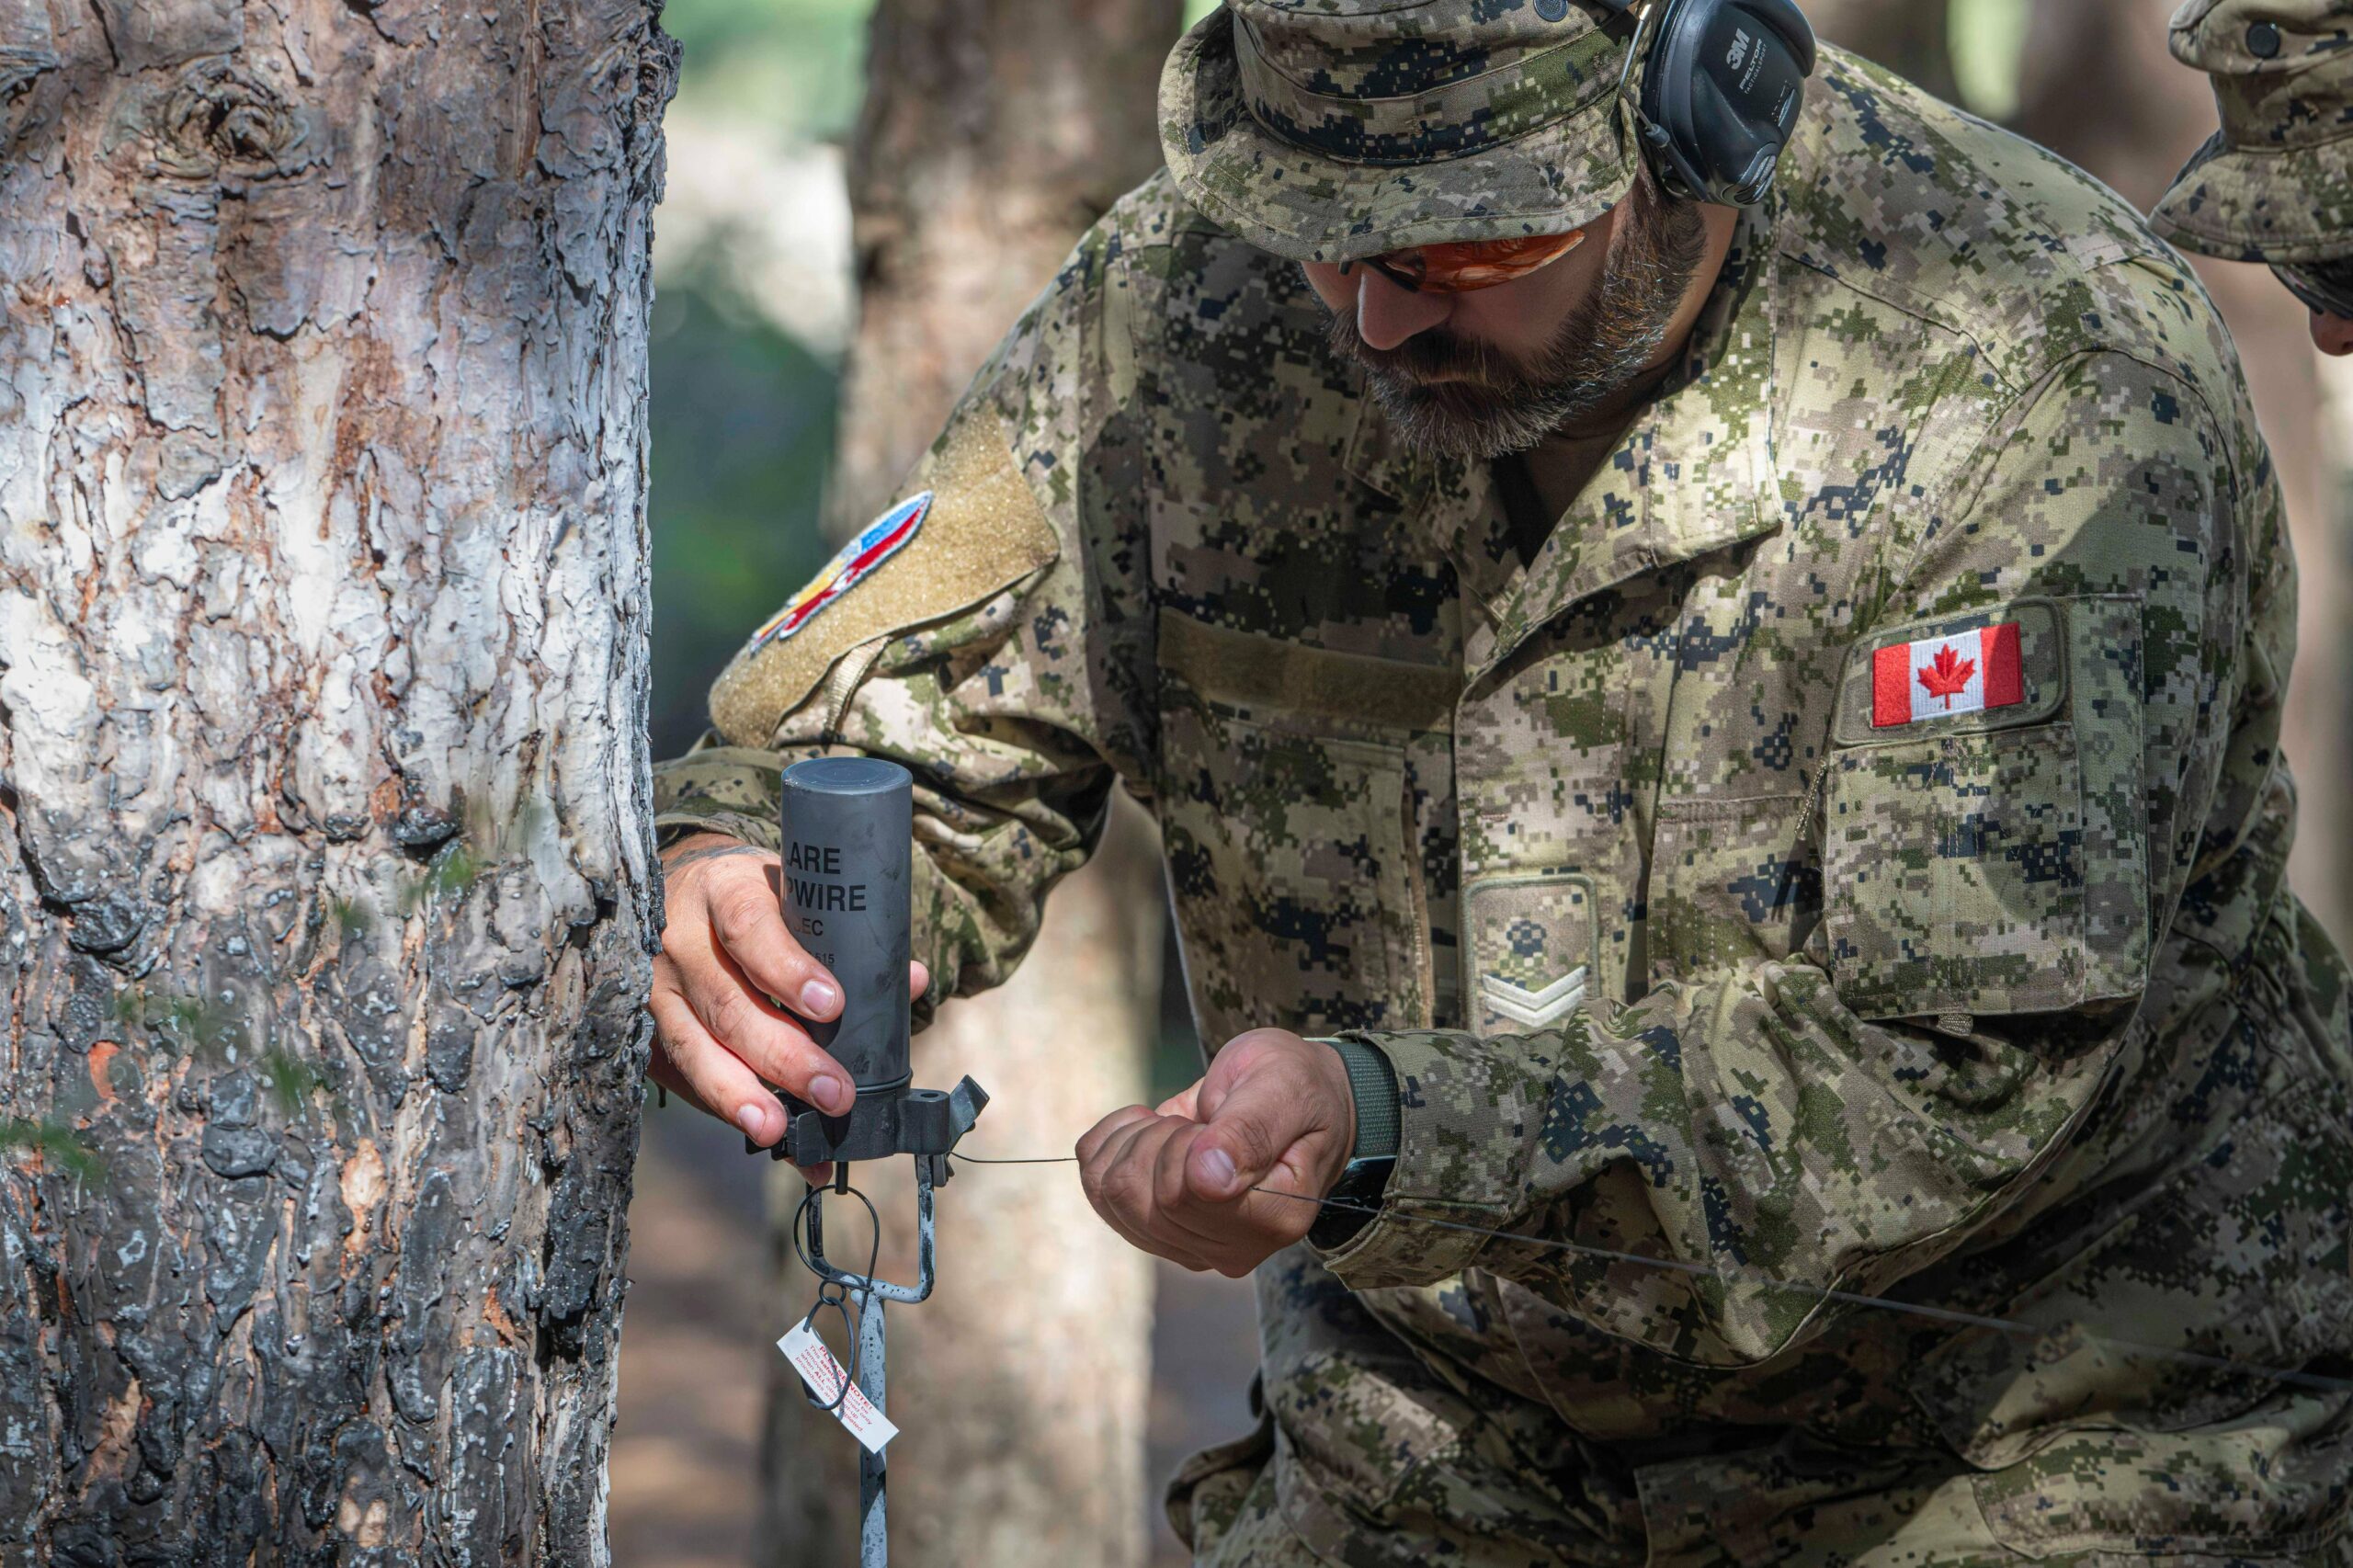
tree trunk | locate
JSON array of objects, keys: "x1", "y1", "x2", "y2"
[
  {"x1": 821, "y1": 0, "x2": 1184, "y2": 542},
  {"x1": 0, "y1": 3, "x2": 672, "y2": 1562},
  {"x1": 765, "y1": 2, "x2": 1179, "y2": 1565}
]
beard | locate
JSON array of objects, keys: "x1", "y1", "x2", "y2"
[{"x1": 1327, "y1": 188, "x2": 1711, "y2": 460}]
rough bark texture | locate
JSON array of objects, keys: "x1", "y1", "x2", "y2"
[
  {"x1": 766, "y1": 1, "x2": 1179, "y2": 1564},
  {"x1": 0, "y1": 2, "x2": 673, "y2": 1561},
  {"x1": 2006, "y1": 0, "x2": 2347, "y2": 944}
]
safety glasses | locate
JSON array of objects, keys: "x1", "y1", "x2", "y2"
[
  {"x1": 2273, "y1": 260, "x2": 2353, "y2": 321},
  {"x1": 1342, "y1": 228, "x2": 1591, "y2": 294}
]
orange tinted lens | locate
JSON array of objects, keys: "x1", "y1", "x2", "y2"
[{"x1": 1384, "y1": 229, "x2": 1588, "y2": 292}]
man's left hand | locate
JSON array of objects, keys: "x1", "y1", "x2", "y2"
[{"x1": 1076, "y1": 1028, "x2": 1357, "y2": 1277}]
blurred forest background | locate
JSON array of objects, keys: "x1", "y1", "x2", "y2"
[{"x1": 609, "y1": 2, "x2": 2353, "y2": 1564}]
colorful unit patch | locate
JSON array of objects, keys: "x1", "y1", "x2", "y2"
[
  {"x1": 1870, "y1": 621, "x2": 2025, "y2": 727},
  {"x1": 749, "y1": 493, "x2": 933, "y2": 651}
]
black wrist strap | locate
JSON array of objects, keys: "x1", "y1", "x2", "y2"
[
  {"x1": 1329, "y1": 1037, "x2": 1400, "y2": 1162},
  {"x1": 1307, "y1": 1038, "x2": 1399, "y2": 1250}
]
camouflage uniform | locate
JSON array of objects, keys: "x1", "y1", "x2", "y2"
[
  {"x1": 658, "y1": 4, "x2": 2353, "y2": 1562},
  {"x1": 2152, "y1": 0, "x2": 2353, "y2": 265}
]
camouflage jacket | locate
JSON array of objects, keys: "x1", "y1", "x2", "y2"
[{"x1": 656, "y1": 49, "x2": 2353, "y2": 1556}]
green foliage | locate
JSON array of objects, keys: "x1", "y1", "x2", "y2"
[
  {"x1": 665, "y1": 0, "x2": 877, "y2": 137},
  {"x1": 0, "y1": 1116, "x2": 104, "y2": 1183},
  {"x1": 1948, "y1": 0, "x2": 2029, "y2": 122},
  {"x1": 647, "y1": 272, "x2": 841, "y2": 760}
]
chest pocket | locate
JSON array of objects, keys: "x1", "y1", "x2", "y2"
[
  {"x1": 1154, "y1": 608, "x2": 1452, "y2": 1046},
  {"x1": 1821, "y1": 597, "x2": 2148, "y2": 1021}
]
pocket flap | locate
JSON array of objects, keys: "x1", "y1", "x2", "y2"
[
  {"x1": 1822, "y1": 597, "x2": 2147, "y2": 1020},
  {"x1": 1156, "y1": 608, "x2": 1458, "y2": 733},
  {"x1": 1832, "y1": 600, "x2": 2064, "y2": 748}
]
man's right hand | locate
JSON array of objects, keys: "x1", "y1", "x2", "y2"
[{"x1": 650, "y1": 831, "x2": 929, "y2": 1154}]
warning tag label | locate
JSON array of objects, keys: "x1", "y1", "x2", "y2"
[{"x1": 779, "y1": 1320, "x2": 899, "y2": 1455}]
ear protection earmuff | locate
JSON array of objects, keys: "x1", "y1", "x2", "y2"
[{"x1": 1606, "y1": 0, "x2": 1817, "y2": 208}]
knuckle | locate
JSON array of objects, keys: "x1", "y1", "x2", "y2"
[
  {"x1": 711, "y1": 891, "x2": 773, "y2": 948},
  {"x1": 1102, "y1": 1157, "x2": 1147, "y2": 1217},
  {"x1": 705, "y1": 987, "x2": 762, "y2": 1047}
]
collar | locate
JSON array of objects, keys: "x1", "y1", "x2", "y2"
[{"x1": 1344, "y1": 199, "x2": 1786, "y2": 681}]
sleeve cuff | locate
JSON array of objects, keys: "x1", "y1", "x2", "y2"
[
  {"x1": 652, "y1": 806, "x2": 781, "y2": 855},
  {"x1": 1311, "y1": 1027, "x2": 1552, "y2": 1287},
  {"x1": 651, "y1": 742, "x2": 790, "y2": 853}
]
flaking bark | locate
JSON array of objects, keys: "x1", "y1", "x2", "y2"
[{"x1": 0, "y1": 2, "x2": 673, "y2": 1560}]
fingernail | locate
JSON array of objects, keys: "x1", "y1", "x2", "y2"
[
  {"x1": 810, "y1": 1074, "x2": 852, "y2": 1115},
  {"x1": 1195, "y1": 1145, "x2": 1237, "y2": 1196},
  {"x1": 800, "y1": 979, "x2": 840, "y2": 1017},
  {"x1": 734, "y1": 1102, "x2": 775, "y2": 1142}
]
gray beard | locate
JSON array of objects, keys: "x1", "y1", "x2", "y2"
[{"x1": 1329, "y1": 197, "x2": 1711, "y2": 461}]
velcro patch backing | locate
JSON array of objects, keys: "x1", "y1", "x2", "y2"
[{"x1": 709, "y1": 410, "x2": 1062, "y2": 748}]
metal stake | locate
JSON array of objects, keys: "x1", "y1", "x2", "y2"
[
  {"x1": 857, "y1": 1289, "x2": 888, "y2": 1565},
  {"x1": 801, "y1": 1159, "x2": 946, "y2": 1568}
]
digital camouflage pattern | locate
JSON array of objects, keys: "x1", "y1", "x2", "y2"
[
  {"x1": 1160, "y1": 0, "x2": 1643, "y2": 261},
  {"x1": 656, "y1": 43, "x2": 2353, "y2": 1567},
  {"x1": 2151, "y1": 0, "x2": 2353, "y2": 263}
]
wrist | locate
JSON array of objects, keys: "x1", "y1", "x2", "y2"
[
  {"x1": 1307, "y1": 1037, "x2": 1398, "y2": 1249},
  {"x1": 660, "y1": 829, "x2": 744, "y2": 864},
  {"x1": 1326, "y1": 1037, "x2": 1399, "y2": 1165}
]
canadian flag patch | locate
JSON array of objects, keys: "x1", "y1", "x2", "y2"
[{"x1": 1870, "y1": 622, "x2": 2024, "y2": 728}]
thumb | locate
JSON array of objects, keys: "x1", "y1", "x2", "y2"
[{"x1": 1187, "y1": 1067, "x2": 1301, "y2": 1202}]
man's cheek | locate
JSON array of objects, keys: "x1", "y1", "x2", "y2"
[{"x1": 1298, "y1": 260, "x2": 1350, "y2": 311}]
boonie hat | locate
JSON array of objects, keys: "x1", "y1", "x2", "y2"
[
  {"x1": 2150, "y1": 0, "x2": 2353, "y2": 263},
  {"x1": 1160, "y1": 0, "x2": 1644, "y2": 263}
]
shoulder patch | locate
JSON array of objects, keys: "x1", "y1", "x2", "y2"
[
  {"x1": 748, "y1": 493, "x2": 933, "y2": 652},
  {"x1": 709, "y1": 410, "x2": 1062, "y2": 748}
]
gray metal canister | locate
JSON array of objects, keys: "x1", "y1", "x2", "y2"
[{"x1": 779, "y1": 756, "x2": 914, "y2": 1097}]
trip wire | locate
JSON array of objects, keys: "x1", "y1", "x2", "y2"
[{"x1": 945, "y1": 1151, "x2": 2353, "y2": 1398}]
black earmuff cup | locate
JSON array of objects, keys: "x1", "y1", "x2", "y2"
[{"x1": 1635, "y1": 0, "x2": 1817, "y2": 208}]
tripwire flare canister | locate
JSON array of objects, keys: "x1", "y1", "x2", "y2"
[
  {"x1": 782, "y1": 756, "x2": 915, "y2": 1096},
  {"x1": 762, "y1": 756, "x2": 987, "y2": 1169}
]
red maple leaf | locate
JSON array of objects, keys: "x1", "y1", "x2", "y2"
[{"x1": 1917, "y1": 644, "x2": 1976, "y2": 708}]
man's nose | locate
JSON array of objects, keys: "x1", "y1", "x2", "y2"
[
  {"x1": 1356, "y1": 266, "x2": 1452, "y2": 350},
  {"x1": 2313, "y1": 310, "x2": 2353, "y2": 358}
]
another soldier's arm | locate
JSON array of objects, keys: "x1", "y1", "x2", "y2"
[
  {"x1": 650, "y1": 225, "x2": 1150, "y2": 1133},
  {"x1": 1313, "y1": 349, "x2": 2245, "y2": 1362}
]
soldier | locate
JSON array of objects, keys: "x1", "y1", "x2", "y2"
[
  {"x1": 652, "y1": 1, "x2": 2353, "y2": 1562},
  {"x1": 2153, "y1": 0, "x2": 2353, "y2": 356}
]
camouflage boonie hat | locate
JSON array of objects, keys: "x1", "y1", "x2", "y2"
[
  {"x1": 2151, "y1": 0, "x2": 2353, "y2": 263},
  {"x1": 1159, "y1": 0, "x2": 1643, "y2": 264}
]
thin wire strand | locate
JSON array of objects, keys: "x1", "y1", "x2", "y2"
[{"x1": 945, "y1": 1151, "x2": 2353, "y2": 1398}]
